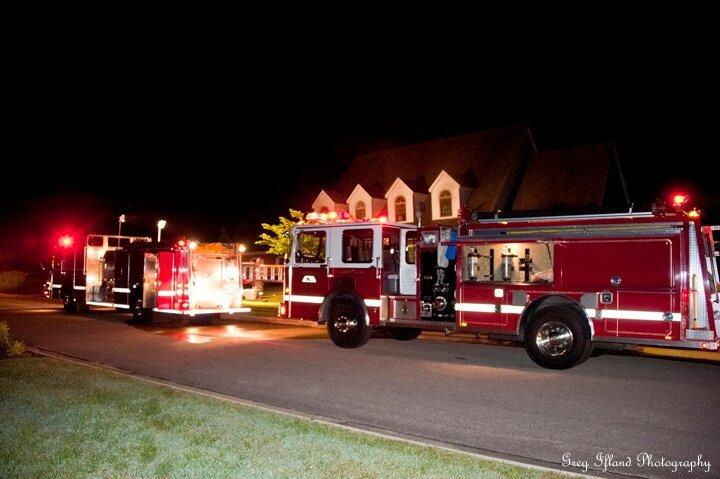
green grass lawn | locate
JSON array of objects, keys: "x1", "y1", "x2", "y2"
[{"x1": 0, "y1": 358, "x2": 565, "y2": 479}]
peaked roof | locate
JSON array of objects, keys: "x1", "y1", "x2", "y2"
[
  {"x1": 318, "y1": 189, "x2": 348, "y2": 203},
  {"x1": 335, "y1": 124, "x2": 535, "y2": 212},
  {"x1": 511, "y1": 143, "x2": 616, "y2": 211},
  {"x1": 385, "y1": 177, "x2": 430, "y2": 198}
]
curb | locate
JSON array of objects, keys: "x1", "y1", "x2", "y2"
[{"x1": 28, "y1": 346, "x2": 609, "y2": 479}]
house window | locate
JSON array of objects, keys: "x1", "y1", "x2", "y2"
[
  {"x1": 439, "y1": 190, "x2": 452, "y2": 217},
  {"x1": 395, "y1": 196, "x2": 407, "y2": 222},
  {"x1": 355, "y1": 201, "x2": 366, "y2": 219},
  {"x1": 320, "y1": 206, "x2": 330, "y2": 213}
]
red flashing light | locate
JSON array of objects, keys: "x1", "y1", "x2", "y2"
[
  {"x1": 672, "y1": 193, "x2": 689, "y2": 208},
  {"x1": 178, "y1": 240, "x2": 186, "y2": 247},
  {"x1": 377, "y1": 216, "x2": 388, "y2": 223},
  {"x1": 58, "y1": 235, "x2": 74, "y2": 248}
]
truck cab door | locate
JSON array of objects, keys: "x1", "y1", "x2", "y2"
[
  {"x1": 289, "y1": 228, "x2": 329, "y2": 319},
  {"x1": 399, "y1": 230, "x2": 417, "y2": 295},
  {"x1": 381, "y1": 226, "x2": 401, "y2": 294}
]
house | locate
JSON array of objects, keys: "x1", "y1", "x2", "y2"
[{"x1": 310, "y1": 125, "x2": 625, "y2": 223}]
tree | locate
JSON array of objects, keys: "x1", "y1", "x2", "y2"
[{"x1": 256, "y1": 209, "x2": 305, "y2": 256}]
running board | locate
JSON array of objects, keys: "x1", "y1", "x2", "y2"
[{"x1": 379, "y1": 319, "x2": 455, "y2": 330}]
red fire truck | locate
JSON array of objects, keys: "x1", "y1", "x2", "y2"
[
  {"x1": 281, "y1": 204, "x2": 720, "y2": 369},
  {"x1": 55, "y1": 234, "x2": 249, "y2": 321}
]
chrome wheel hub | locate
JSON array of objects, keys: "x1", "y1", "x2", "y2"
[
  {"x1": 334, "y1": 315, "x2": 358, "y2": 335},
  {"x1": 536, "y1": 321, "x2": 573, "y2": 356}
]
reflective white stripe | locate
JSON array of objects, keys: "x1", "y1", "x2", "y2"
[
  {"x1": 73, "y1": 286, "x2": 86, "y2": 290},
  {"x1": 52, "y1": 284, "x2": 62, "y2": 289},
  {"x1": 284, "y1": 294, "x2": 381, "y2": 308},
  {"x1": 86, "y1": 301, "x2": 114, "y2": 307},
  {"x1": 114, "y1": 304, "x2": 130, "y2": 309},
  {"x1": 152, "y1": 308, "x2": 249, "y2": 315},
  {"x1": 455, "y1": 303, "x2": 496, "y2": 313},
  {"x1": 457, "y1": 304, "x2": 681, "y2": 322},
  {"x1": 589, "y1": 309, "x2": 681, "y2": 322},
  {"x1": 284, "y1": 294, "x2": 324, "y2": 304},
  {"x1": 157, "y1": 290, "x2": 176, "y2": 297},
  {"x1": 112, "y1": 287, "x2": 131, "y2": 294},
  {"x1": 500, "y1": 305, "x2": 525, "y2": 314}
]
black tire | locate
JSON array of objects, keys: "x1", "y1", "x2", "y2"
[
  {"x1": 63, "y1": 295, "x2": 77, "y2": 313},
  {"x1": 387, "y1": 327, "x2": 422, "y2": 341},
  {"x1": 131, "y1": 299, "x2": 152, "y2": 323},
  {"x1": 524, "y1": 306, "x2": 592, "y2": 369},
  {"x1": 327, "y1": 297, "x2": 372, "y2": 348}
]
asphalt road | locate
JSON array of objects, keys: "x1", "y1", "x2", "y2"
[{"x1": 2, "y1": 295, "x2": 718, "y2": 478}]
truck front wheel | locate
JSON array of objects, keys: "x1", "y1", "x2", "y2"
[
  {"x1": 524, "y1": 306, "x2": 592, "y2": 369},
  {"x1": 327, "y1": 298, "x2": 371, "y2": 348}
]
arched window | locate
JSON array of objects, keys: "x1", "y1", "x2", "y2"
[
  {"x1": 439, "y1": 190, "x2": 452, "y2": 217},
  {"x1": 394, "y1": 196, "x2": 407, "y2": 222},
  {"x1": 355, "y1": 201, "x2": 366, "y2": 219}
]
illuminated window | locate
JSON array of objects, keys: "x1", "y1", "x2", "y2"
[
  {"x1": 295, "y1": 231, "x2": 326, "y2": 263},
  {"x1": 439, "y1": 190, "x2": 452, "y2": 217},
  {"x1": 355, "y1": 201, "x2": 366, "y2": 219},
  {"x1": 395, "y1": 196, "x2": 407, "y2": 222},
  {"x1": 320, "y1": 206, "x2": 330, "y2": 213},
  {"x1": 405, "y1": 231, "x2": 416, "y2": 264}
]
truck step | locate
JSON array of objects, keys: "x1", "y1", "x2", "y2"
[{"x1": 685, "y1": 329, "x2": 715, "y2": 341}]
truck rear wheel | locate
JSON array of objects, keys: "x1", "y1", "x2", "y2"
[
  {"x1": 387, "y1": 327, "x2": 422, "y2": 341},
  {"x1": 327, "y1": 298, "x2": 371, "y2": 348},
  {"x1": 524, "y1": 306, "x2": 592, "y2": 369},
  {"x1": 132, "y1": 299, "x2": 152, "y2": 323},
  {"x1": 62, "y1": 295, "x2": 77, "y2": 313}
]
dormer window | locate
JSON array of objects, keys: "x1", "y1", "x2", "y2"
[
  {"x1": 394, "y1": 196, "x2": 407, "y2": 222},
  {"x1": 355, "y1": 201, "x2": 366, "y2": 219},
  {"x1": 439, "y1": 190, "x2": 452, "y2": 217},
  {"x1": 428, "y1": 170, "x2": 471, "y2": 221}
]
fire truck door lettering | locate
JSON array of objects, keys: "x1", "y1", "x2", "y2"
[{"x1": 301, "y1": 275, "x2": 317, "y2": 283}]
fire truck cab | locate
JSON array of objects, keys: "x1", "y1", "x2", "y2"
[{"x1": 283, "y1": 218, "x2": 420, "y2": 346}]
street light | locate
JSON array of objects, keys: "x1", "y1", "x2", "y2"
[
  {"x1": 118, "y1": 214, "x2": 126, "y2": 247},
  {"x1": 157, "y1": 219, "x2": 167, "y2": 242},
  {"x1": 238, "y1": 244, "x2": 246, "y2": 282}
]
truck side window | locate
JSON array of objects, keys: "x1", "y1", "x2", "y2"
[
  {"x1": 295, "y1": 231, "x2": 327, "y2": 263},
  {"x1": 462, "y1": 242, "x2": 554, "y2": 283},
  {"x1": 342, "y1": 229, "x2": 373, "y2": 263},
  {"x1": 87, "y1": 236, "x2": 104, "y2": 247},
  {"x1": 405, "y1": 231, "x2": 417, "y2": 264}
]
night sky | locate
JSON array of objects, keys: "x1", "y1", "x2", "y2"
[{"x1": 3, "y1": 62, "x2": 718, "y2": 268}]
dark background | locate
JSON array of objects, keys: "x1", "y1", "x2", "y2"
[{"x1": 2, "y1": 42, "x2": 718, "y2": 269}]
